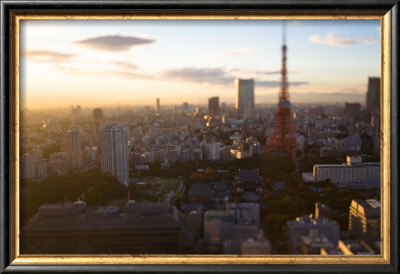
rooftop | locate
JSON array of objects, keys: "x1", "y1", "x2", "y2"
[
  {"x1": 23, "y1": 201, "x2": 182, "y2": 232},
  {"x1": 351, "y1": 199, "x2": 381, "y2": 217},
  {"x1": 287, "y1": 215, "x2": 339, "y2": 228},
  {"x1": 188, "y1": 183, "x2": 212, "y2": 198},
  {"x1": 236, "y1": 169, "x2": 263, "y2": 181}
]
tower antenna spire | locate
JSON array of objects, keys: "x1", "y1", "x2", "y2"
[
  {"x1": 283, "y1": 20, "x2": 287, "y2": 45},
  {"x1": 279, "y1": 21, "x2": 288, "y2": 101}
]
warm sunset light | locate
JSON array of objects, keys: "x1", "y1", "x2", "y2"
[
  {"x1": 20, "y1": 19, "x2": 380, "y2": 109},
  {"x1": 20, "y1": 19, "x2": 382, "y2": 256}
]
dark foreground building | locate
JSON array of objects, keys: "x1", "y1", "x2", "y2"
[
  {"x1": 21, "y1": 201, "x2": 192, "y2": 254},
  {"x1": 233, "y1": 169, "x2": 264, "y2": 195}
]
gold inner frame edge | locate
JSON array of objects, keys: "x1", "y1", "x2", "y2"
[{"x1": 11, "y1": 10, "x2": 392, "y2": 265}]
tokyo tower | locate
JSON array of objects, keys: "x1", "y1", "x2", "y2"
[{"x1": 264, "y1": 26, "x2": 305, "y2": 162}]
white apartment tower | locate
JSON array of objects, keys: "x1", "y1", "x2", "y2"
[
  {"x1": 100, "y1": 124, "x2": 129, "y2": 185},
  {"x1": 235, "y1": 79, "x2": 255, "y2": 120},
  {"x1": 206, "y1": 142, "x2": 220, "y2": 161}
]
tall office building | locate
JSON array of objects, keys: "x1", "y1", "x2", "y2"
[
  {"x1": 156, "y1": 97, "x2": 160, "y2": 113},
  {"x1": 371, "y1": 113, "x2": 380, "y2": 153},
  {"x1": 182, "y1": 102, "x2": 189, "y2": 112},
  {"x1": 92, "y1": 108, "x2": 103, "y2": 135},
  {"x1": 208, "y1": 97, "x2": 219, "y2": 118},
  {"x1": 68, "y1": 129, "x2": 82, "y2": 171},
  {"x1": 100, "y1": 124, "x2": 129, "y2": 185},
  {"x1": 366, "y1": 77, "x2": 380, "y2": 121},
  {"x1": 235, "y1": 79, "x2": 254, "y2": 119},
  {"x1": 345, "y1": 102, "x2": 361, "y2": 122}
]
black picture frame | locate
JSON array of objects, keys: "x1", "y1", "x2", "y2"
[{"x1": 1, "y1": 0, "x2": 398, "y2": 273}]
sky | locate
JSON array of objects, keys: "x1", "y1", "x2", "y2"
[{"x1": 20, "y1": 19, "x2": 381, "y2": 110}]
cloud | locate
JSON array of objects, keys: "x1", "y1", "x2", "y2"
[
  {"x1": 229, "y1": 68, "x2": 280, "y2": 75},
  {"x1": 257, "y1": 92, "x2": 364, "y2": 103},
  {"x1": 163, "y1": 67, "x2": 309, "y2": 88},
  {"x1": 229, "y1": 68, "x2": 301, "y2": 76},
  {"x1": 257, "y1": 81, "x2": 309, "y2": 88},
  {"x1": 291, "y1": 92, "x2": 364, "y2": 103},
  {"x1": 73, "y1": 35, "x2": 154, "y2": 51},
  {"x1": 211, "y1": 47, "x2": 255, "y2": 57},
  {"x1": 109, "y1": 61, "x2": 138, "y2": 71},
  {"x1": 337, "y1": 88, "x2": 364, "y2": 94},
  {"x1": 22, "y1": 50, "x2": 75, "y2": 63},
  {"x1": 113, "y1": 71, "x2": 154, "y2": 79},
  {"x1": 163, "y1": 68, "x2": 234, "y2": 85},
  {"x1": 309, "y1": 33, "x2": 377, "y2": 47}
]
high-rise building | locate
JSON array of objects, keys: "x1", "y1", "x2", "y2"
[
  {"x1": 263, "y1": 26, "x2": 304, "y2": 162},
  {"x1": 205, "y1": 142, "x2": 220, "y2": 161},
  {"x1": 92, "y1": 108, "x2": 103, "y2": 135},
  {"x1": 21, "y1": 153, "x2": 35, "y2": 179},
  {"x1": 100, "y1": 124, "x2": 129, "y2": 185},
  {"x1": 68, "y1": 129, "x2": 82, "y2": 170},
  {"x1": 208, "y1": 97, "x2": 219, "y2": 118},
  {"x1": 371, "y1": 113, "x2": 380, "y2": 154},
  {"x1": 345, "y1": 102, "x2": 361, "y2": 122},
  {"x1": 156, "y1": 97, "x2": 160, "y2": 112},
  {"x1": 366, "y1": 77, "x2": 380, "y2": 120},
  {"x1": 182, "y1": 102, "x2": 189, "y2": 112},
  {"x1": 235, "y1": 79, "x2": 254, "y2": 119}
]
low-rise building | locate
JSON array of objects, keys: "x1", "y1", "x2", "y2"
[
  {"x1": 349, "y1": 199, "x2": 381, "y2": 245},
  {"x1": 286, "y1": 215, "x2": 340, "y2": 254},
  {"x1": 313, "y1": 156, "x2": 380, "y2": 183},
  {"x1": 203, "y1": 203, "x2": 260, "y2": 253},
  {"x1": 300, "y1": 230, "x2": 335, "y2": 254},
  {"x1": 233, "y1": 169, "x2": 264, "y2": 194},
  {"x1": 21, "y1": 201, "x2": 192, "y2": 254}
]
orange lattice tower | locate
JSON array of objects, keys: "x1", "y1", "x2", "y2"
[{"x1": 264, "y1": 26, "x2": 305, "y2": 162}]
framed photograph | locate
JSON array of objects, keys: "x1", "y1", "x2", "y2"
[{"x1": 1, "y1": 0, "x2": 398, "y2": 273}]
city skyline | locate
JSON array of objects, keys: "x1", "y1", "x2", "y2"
[{"x1": 20, "y1": 19, "x2": 380, "y2": 109}]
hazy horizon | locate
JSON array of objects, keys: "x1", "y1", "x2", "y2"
[{"x1": 20, "y1": 19, "x2": 380, "y2": 109}]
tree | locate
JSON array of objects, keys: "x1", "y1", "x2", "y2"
[{"x1": 85, "y1": 187, "x2": 104, "y2": 205}]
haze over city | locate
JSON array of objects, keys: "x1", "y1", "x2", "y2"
[
  {"x1": 20, "y1": 19, "x2": 380, "y2": 109},
  {"x1": 19, "y1": 19, "x2": 382, "y2": 256}
]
